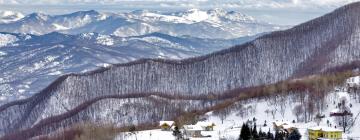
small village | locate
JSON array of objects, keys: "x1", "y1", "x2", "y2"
[
  {"x1": 150, "y1": 76, "x2": 360, "y2": 140},
  {"x1": 157, "y1": 119, "x2": 345, "y2": 140}
]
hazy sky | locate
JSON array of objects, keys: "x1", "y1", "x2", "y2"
[{"x1": 0, "y1": 0, "x2": 359, "y2": 25}]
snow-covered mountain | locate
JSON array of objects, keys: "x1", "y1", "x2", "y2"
[
  {"x1": 1, "y1": 2, "x2": 360, "y2": 139},
  {"x1": 0, "y1": 11, "x2": 24, "y2": 24},
  {"x1": 0, "y1": 31, "x2": 255, "y2": 102},
  {"x1": 0, "y1": 9, "x2": 284, "y2": 39}
]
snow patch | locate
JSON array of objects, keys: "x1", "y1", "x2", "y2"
[
  {"x1": 80, "y1": 33, "x2": 95, "y2": 40},
  {"x1": 96, "y1": 35, "x2": 114, "y2": 46},
  {"x1": 97, "y1": 63, "x2": 112, "y2": 68},
  {"x1": 0, "y1": 33, "x2": 18, "y2": 47},
  {"x1": 0, "y1": 96, "x2": 6, "y2": 101},
  {"x1": 181, "y1": 9, "x2": 209, "y2": 22},
  {"x1": 52, "y1": 23, "x2": 70, "y2": 30},
  {"x1": 48, "y1": 71, "x2": 63, "y2": 75},
  {"x1": 18, "y1": 89, "x2": 25, "y2": 93},
  {"x1": 0, "y1": 51, "x2": 7, "y2": 56}
]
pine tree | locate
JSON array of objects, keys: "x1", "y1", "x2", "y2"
[
  {"x1": 287, "y1": 129, "x2": 301, "y2": 140},
  {"x1": 172, "y1": 126, "x2": 182, "y2": 140},
  {"x1": 252, "y1": 123, "x2": 259, "y2": 139},
  {"x1": 239, "y1": 123, "x2": 246, "y2": 140},
  {"x1": 267, "y1": 128, "x2": 274, "y2": 140},
  {"x1": 258, "y1": 128, "x2": 264, "y2": 139},
  {"x1": 239, "y1": 123, "x2": 251, "y2": 140},
  {"x1": 275, "y1": 131, "x2": 284, "y2": 140},
  {"x1": 263, "y1": 120, "x2": 267, "y2": 127}
]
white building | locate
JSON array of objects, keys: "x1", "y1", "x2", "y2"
[
  {"x1": 183, "y1": 125, "x2": 203, "y2": 138},
  {"x1": 195, "y1": 121, "x2": 215, "y2": 131},
  {"x1": 346, "y1": 76, "x2": 360, "y2": 88}
]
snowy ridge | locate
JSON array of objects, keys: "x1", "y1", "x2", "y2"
[
  {"x1": 0, "y1": 9, "x2": 284, "y2": 39},
  {"x1": 0, "y1": 32, "x2": 252, "y2": 102}
]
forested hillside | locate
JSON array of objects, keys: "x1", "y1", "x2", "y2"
[{"x1": 1, "y1": 2, "x2": 360, "y2": 140}]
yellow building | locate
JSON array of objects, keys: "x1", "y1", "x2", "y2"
[
  {"x1": 308, "y1": 126, "x2": 342, "y2": 140},
  {"x1": 159, "y1": 121, "x2": 175, "y2": 131}
]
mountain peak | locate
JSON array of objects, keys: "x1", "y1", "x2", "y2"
[
  {"x1": 0, "y1": 11, "x2": 24, "y2": 23},
  {"x1": 0, "y1": 11, "x2": 23, "y2": 18},
  {"x1": 207, "y1": 8, "x2": 227, "y2": 16},
  {"x1": 71, "y1": 10, "x2": 100, "y2": 16},
  {"x1": 130, "y1": 9, "x2": 157, "y2": 15},
  {"x1": 25, "y1": 12, "x2": 49, "y2": 21},
  {"x1": 180, "y1": 9, "x2": 209, "y2": 22}
]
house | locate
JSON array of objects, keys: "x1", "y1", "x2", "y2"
[
  {"x1": 308, "y1": 126, "x2": 342, "y2": 140},
  {"x1": 346, "y1": 76, "x2": 360, "y2": 88},
  {"x1": 159, "y1": 121, "x2": 175, "y2": 131},
  {"x1": 195, "y1": 121, "x2": 215, "y2": 131},
  {"x1": 282, "y1": 124, "x2": 297, "y2": 134},
  {"x1": 273, "y1": 121, "x2": 298, "y2": 136},
  {"x1": 183, "y1": 125, "x2": 203, "y2": 138},
  {"x1": 273, "y1": 121, "x2": 290, "y2": 131}
]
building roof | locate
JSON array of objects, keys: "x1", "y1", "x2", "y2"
[
  {"x1": 195, "y1": 121, "x2": 214, "y2": 127},
  {"x1": 273, "y1": 121, "x2": 290, "y2": 126},
  {"x1": 308, "y1": 126, "x2": 342, "y2": 132},
  {"x1": 159, "y1": 121, "x2": 175, "y2": 126},
  {"x1": 282, "y1": 124, "x2": 295, "y2": 129},
  {"x1": 347, "y1": 76, "x2": 360, "y2": 84},
  {"x1": 183, "y1": 125, "x2": 203, "y2": 131}
]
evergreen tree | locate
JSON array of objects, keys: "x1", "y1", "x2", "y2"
[
  {"x1": 287, "y1": 129, "x2": 301, "y2": 140},
  {"x1": 172, "y1": 126, "x2": 182, "y2": 140},
  {"x1": 258, "y1": 128, "x2": 267, "y2": 139},
  {"x1": 275, "y1": 131, "x2": 284, "y2": 140},
  {"x1": 239, "y1": 124, "x2": 246, "y2": 140},
  {"x1": 239, "y1": 123, "x2": 251, "y2": 140},
  {"x1": 252, "y1": 123, "x2": 259, "y2": 139},
  {"x1": 267, "y1": 128, "x2": 274, "y2": 140},
  {"x1": 263, "y1": 120, "x2": 267, "y2": 127}
]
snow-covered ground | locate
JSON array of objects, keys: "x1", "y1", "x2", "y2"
[{"x1": 118, "y1": 77, "x2": 360, "y2": 140}]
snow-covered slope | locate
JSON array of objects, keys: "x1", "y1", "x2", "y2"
[
  {"x1": 0, "y1": 33, "x2": 18, "y2": 47},
  {"x1": 0, "y1": 9, "x2": 284, "y2": 39},
  {"x1": 0, "y1": 32, "x2": 253, "y2": 102},
  {"x1": 122, "y1": 78, "x2": 360, "y2": 140}
]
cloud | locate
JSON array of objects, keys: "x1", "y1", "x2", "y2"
[
  {"x1": 0, "y1": 0, "x2": 359, "y2": 10},
  {"x1": 204, "y1": 0, "x2": 360, "y2": 9}
]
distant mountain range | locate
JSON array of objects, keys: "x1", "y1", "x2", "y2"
[
  {"x1": 0, "y1": 31, "x2": 257, "y2": 102},
  {"x1": 0, "y1": 8, "x2": 280, "y2": 103},
  {"x1": 0, "y1": 9, "x2": 284, "y2": 39}
]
